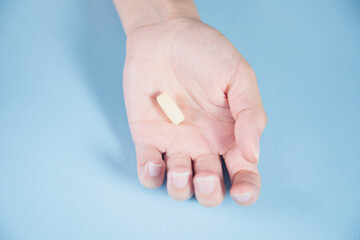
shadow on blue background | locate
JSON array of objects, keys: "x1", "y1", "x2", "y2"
[{"x1": 72, "y1": 1, "x2": 138, "y2": 185}]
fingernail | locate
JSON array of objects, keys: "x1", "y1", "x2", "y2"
[
  {"x1": 233, "y1": 192, "x2": 253, "y2": 203},
  {"x1": 195, "y1": 176, "x2": 217, "y2": 195},
  {"x1": 254, "y1": 136, "x2": 260, "y2": 163},
  {"x1": 172, "y1": 171, "x2": 191, "y2": 189},
  {"x1": 254, "y1": 151, "x2": 259, "y2": 163},
  {"x1": 148, "y1": 162, "x2": 162, "y2": 177}
]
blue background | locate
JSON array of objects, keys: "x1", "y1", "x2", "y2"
[{"x1": 0, "y1": 0, "x2": 359, "y2": 239}]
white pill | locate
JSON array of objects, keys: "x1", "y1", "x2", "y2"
[{"x1": 156, "y1": 93, "x2": 185, "y2": 125}]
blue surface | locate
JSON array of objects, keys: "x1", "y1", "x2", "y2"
[{"x1": 0, "y1": 0, "x2": 359, "y2": 239}]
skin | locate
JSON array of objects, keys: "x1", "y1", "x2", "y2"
[{"x1": 114, "y1": 0, "x2": 267, "y2": 207}]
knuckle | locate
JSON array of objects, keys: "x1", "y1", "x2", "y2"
[
  {"x1": 243, "y1": 65, "x2": 257, "y2": 80},
  {"x1": 234, "y1": 59, "x2": 256, "y2": 82}
]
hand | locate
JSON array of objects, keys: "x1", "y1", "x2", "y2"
[{"x1": 123, "y1": 17, "x2": 267, "y2": 207}]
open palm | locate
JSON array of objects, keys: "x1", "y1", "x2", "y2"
[{"x1": 123, "y1": 18, "x2": 267, "y2": 207}]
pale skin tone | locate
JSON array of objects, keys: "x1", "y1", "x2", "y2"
[{"x1": 114, "y1": 0, "x2": 267, "y2": 207}]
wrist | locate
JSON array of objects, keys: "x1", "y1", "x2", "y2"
[{"x1": 114, "y1": 0, "x2": 200, "y2": 35}]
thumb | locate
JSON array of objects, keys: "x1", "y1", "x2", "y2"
[{"x1": 226, "y1": 65, "x2": 267, "y2": 163}]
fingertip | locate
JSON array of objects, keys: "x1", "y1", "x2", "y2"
[
  {"x1": 234, "y1": 121, "x2": 261, "y2": 164},
  {"x1": 167, "y1": 167, "x2": 194, "y2": 201},
  {"x1": 139, "y1": 160, "x2": 165, "y2": 189},
  {"x1": 232, "y1": 107, "x2": 266, "y2": 164},
  {"x1": 230, "y1": 182, "x2": 260, "y2": 206},
  {"x1": 194, "y1": 172, "x2": 225, "y2": 207},
  {"x1": 230, "y1": 171, "x2": 261, "y2": 206}
]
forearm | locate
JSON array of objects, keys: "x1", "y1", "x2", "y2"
[{"x1": 113, "y1": 0, "x2": 200, "y2": 35}]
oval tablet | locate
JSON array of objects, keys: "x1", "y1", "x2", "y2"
[{"x1": 156, "y1": 93, "x2": 185, "y2": 125}]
